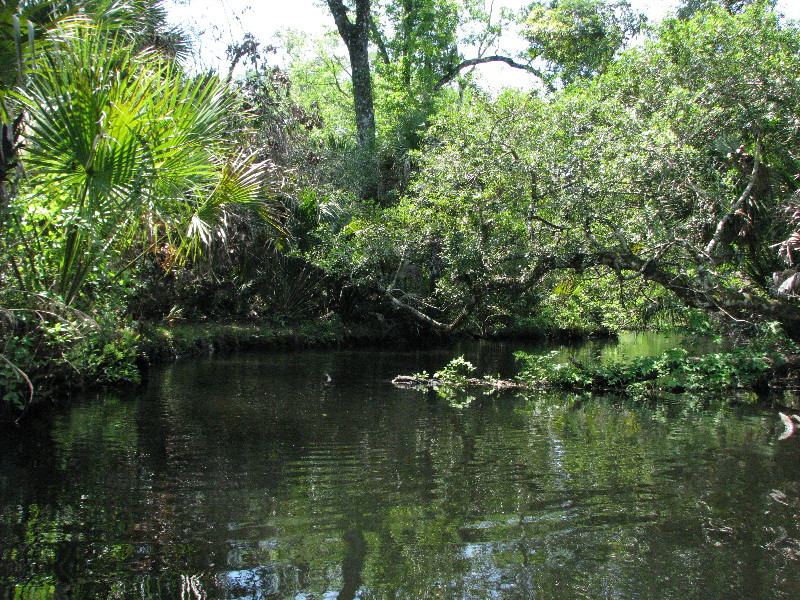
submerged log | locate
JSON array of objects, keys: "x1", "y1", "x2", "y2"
[
  {"x1": 391, "y1": 375, "x2": 443, "y2": 389},
  {"x1": 391, "y1": 375, "x2": 528, "y2": 390}
]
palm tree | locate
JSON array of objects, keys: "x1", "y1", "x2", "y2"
[
  {"x1": 2, "y1": 1, "x2": 188, "y2": 94},
  {"x1": 1, "y1": 0, "x2": 189, "y2": 206},
  {"x1": 15, "y1": 18, "x2": 285, "y2": 305}
]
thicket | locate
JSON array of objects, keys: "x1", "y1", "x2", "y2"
[{"x1": 2, "y1": 0, "x2": 800, "y2": 419}]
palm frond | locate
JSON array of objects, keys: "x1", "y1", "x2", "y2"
[
  {"x1": 175, "y1": 152, "x2": 290, "y2": 264},
  {"x1": 13, "y1": 19, "x2": 240, "y2": 302}
]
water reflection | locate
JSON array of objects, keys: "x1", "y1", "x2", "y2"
[{"x1": 1, "y1": 341, "x2": 799, "y2": 600}]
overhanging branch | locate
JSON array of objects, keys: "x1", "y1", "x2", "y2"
[
  {"x1": 383, "y1": 287, "x2": 473, "y2": 333},
  {"x1": 379, "y1": 242, "x2": 800, "y2": 335},
  {"x1": 433, "y1": 56, "x2": 546, "y2": 91}
]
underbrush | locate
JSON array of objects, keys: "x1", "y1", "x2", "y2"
[
  {"x1": 0, "y1": 306, "x2": 141, "y2": 422},
  {"x1": 417, "y1": 323, "x2": 798, "y2": 405},
  {"x1": 514, "y1": 347, "x2": 778, "y2": 398}
]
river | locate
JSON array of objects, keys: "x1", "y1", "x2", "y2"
[{"x1": 1, "y1": 335, "x2": 799, "y2": 599}]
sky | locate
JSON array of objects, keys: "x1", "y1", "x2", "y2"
[{"x1": 165, "y1": 0, "x2": 800, "y2": 88}]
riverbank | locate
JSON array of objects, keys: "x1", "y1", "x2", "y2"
[
  {"x1": 4, "y1": 311, "x2": 796, "y2": 425},
  {"x1": 6, "y1": 310, "x2": 609, "y2": 424},
  {"x1": 136, "y1": 318, "x2": 616, "y2": 361},
  {"x1": 2, "y1": 316, "x2": 360, "y2": 424},
  {"x1": 137, "y1": 317, "x2": 356, "y2": 361},
  {"x1": 2, "y1": 314, "x2": 478, "y2": 423}
]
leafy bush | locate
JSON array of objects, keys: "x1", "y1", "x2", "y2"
[
  {"x1": 79, "y1": 328, "x2": 141, "y2": 385},
  {"x1": 434, "y1": 356, "x2": 476, "y2": 385},
  {"x1": 514, "y1": 341, "x2": 782, "y2": 399}
]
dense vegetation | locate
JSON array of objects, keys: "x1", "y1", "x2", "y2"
[{"x1": 1, "y1": 0, "x2": 799, "y2": 419}]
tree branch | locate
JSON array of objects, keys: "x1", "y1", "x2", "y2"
[
  {"x1": 383, "y1": 287, "x2": 472, "y2": 332},
  {"x1": 380, "y1": 237, "x2": 800, "y2": 335},
  {"x1": 326, "y1": 0, "x2": 355, "y2": 43},
  {"x1": 705, "y1": 136, "x2": 762, "y2": 258},
  {"x1": 369, "y1": 16, "x2": 390, "y2": 65},
  {"x1": 590, "y1": 249, "x2": 800, "y2": 326},
  {"x1": 433, "y1": 56, "x2": 545, "y2": 91}
]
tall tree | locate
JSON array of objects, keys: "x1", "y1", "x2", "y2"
[
  {"x1": 522, "y1": 0, "x2": 645, "y2": 87},
  {"x1": 326, "y1": 0, "x2": 377, "y2": 151},
  {"x1": 324, "y1": 0, "x2": 544, "y2": 155},
  {"x1": 314, "y1": 3, "x2": 800, "y2": 335},
  {"x1": 374, "y1": 0, "x2": 459, "y2": 87}
]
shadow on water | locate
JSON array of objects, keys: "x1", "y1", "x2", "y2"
[{"x1": 1, "y1": 335, "x2": 799, "y2": 600}]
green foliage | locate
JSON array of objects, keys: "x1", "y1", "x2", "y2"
[
  {"x1": 0, "y1": 292, "x2": 145, "y2": 417},
  {"x1": 523, "y1": 0, "x2": 645, "y2": 86},
  {"x1": 7, "y1": 18, "x2": 288, "y2": 306},
  {"x1": 80, "y1": 327, "x2": 141, "y2": 385},
  {"x1": 0, "y1": 332, "x2": 35, "y2": 411},
  {"x1": 287, "y1": 0, "x2": 523, "y2": 203},
  {"x1": 514, "y1": 328, "x2": 789, "y2": 398},
  {"x1": 374, "y1": 0, "x2": 460, "y2": 88},
  {"x1": 1, "y1": 0, "x2": 188, "y2": 104},
  {"x1": 433, "y1": 355, "x2": 475, "y2": 384},
  {"x1": 282, "y1": 31, "x2": 356, "y2": 140},
  {"x1": 420, "y1": 356, "x2": 479, "y2": 406},
  {"x1": 0, "y1": 294, "x2": 90, "y2": 414},
  {"x1": 317, "y1": 2, "x2": 800, "y2": 336},
  {"x1": 0, "y1": 6, "x2": 293, "y2": 412},
  {"x1": 676, "y1": 0, "x2": 771, "y2": 20},
  {"x1": 515, "y1": 350, "x2": 594, "y2": 387},
  {"x1": 370, "y1": 0, "x2": 460, "y2": 156}
]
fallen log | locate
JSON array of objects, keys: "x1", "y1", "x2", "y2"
[
  {"x1": 391, "y1": 375, "x2": 529, "y2": 390},
  {"x1": 391, "y1": 375, "x2": 443, "y2": 389}
]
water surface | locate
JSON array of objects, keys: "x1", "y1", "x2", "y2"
[{"x1": 1, "y1": 339, "x2": 799, "y2": 599}]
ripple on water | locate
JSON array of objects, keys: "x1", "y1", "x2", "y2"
[{"x1": 3, "y1": 343, "x2": 799, "y2": 600}]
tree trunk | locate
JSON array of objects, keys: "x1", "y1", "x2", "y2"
[
  {"x1": 401, "y1": 0, "x2": 413, "y2": 86},
  {"x1": 326, "y1": 0, "x2": 376, "y2": 151}
]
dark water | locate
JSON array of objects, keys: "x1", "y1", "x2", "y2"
[{"x1": 2, "y1": 336, "x2": 800, "y2": 600}]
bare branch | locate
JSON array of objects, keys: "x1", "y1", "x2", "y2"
[
  {"x1": 383, "y1": 287, "x2": 471, "y2": 332},
  {"x1": 433, "y1": 56, "x2": 546, "y2": 91}
]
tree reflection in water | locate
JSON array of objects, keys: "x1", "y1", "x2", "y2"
[{"x1": 1, "y1": 342, "x2": 799, "y2": 599}]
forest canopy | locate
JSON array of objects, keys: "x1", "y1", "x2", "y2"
[{"x1": 303, "y1": 0, "x2": 800, "y2": 335}]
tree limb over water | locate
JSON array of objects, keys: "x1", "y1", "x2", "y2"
[{"x1": 381, "y1": 247, "x2": 800, "y2": 335}]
